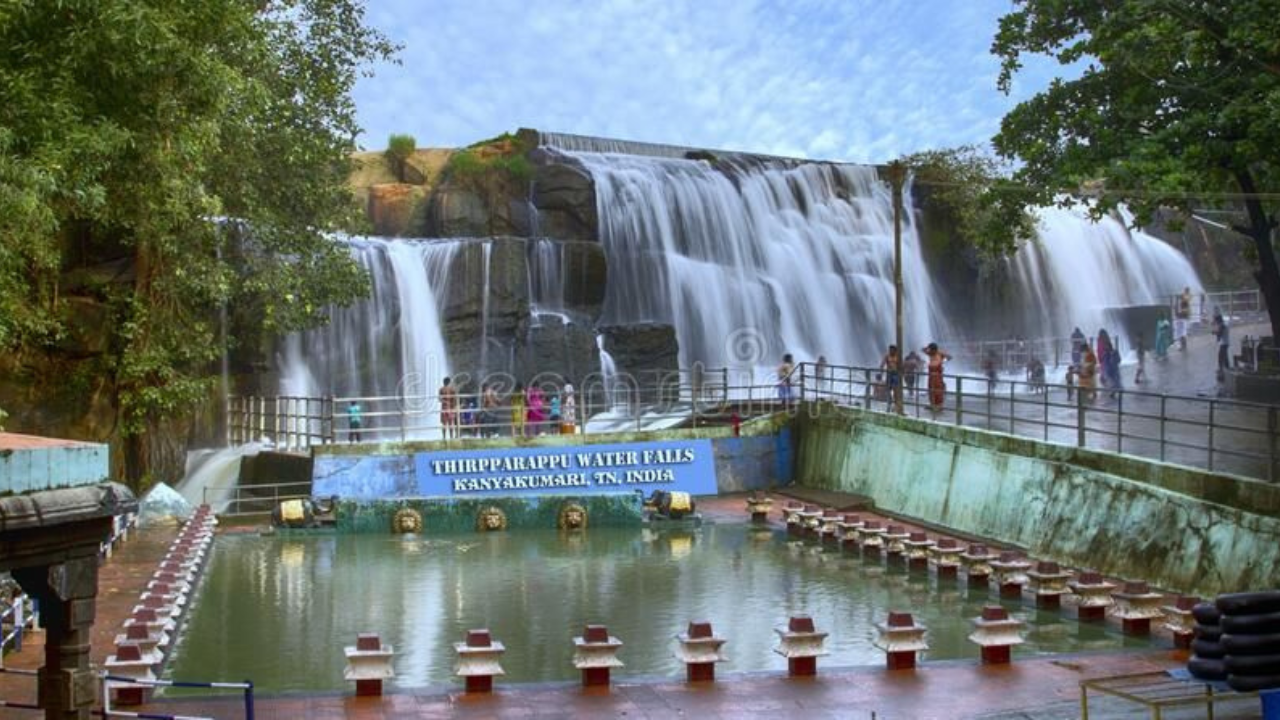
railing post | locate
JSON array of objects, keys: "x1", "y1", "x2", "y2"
[
  {"x1": 1208, "y1": 399, "x2": 1216, "y2": 472},
  {"x1": 1042, "y1": 383, "x2": 1049, "y2": 441},
  {"x1": 1159, "y1": 395, "x2": 1167, "y2": 462},
  {"x1": 1269, "y1": 407, "x2": 1277, "y2": 483},
  {"x1": 1076, "y1": 387, "x2": 1086, "y2": 448},
  {"x1": 326, "y1": 396, "x2": 335, "y2": 444},
  {"x1": 1116, "y1": 391, "x2": 1124, "y2": 454},
  {"x1": 400, "y1": 390, "x2": 407, "y2": 443},
  {"x1": 799, "y1": 364, "x2": 807, "y2": 403},
  {"x1": 1009, "y1": 380, "x2": 1016, "y2": 434},
  {"x1": 244, "y1": 680, "x2": 255, "y2": 720},
  {"x1": 956, "y1": 376, "x2": 964, "y2": 426}
]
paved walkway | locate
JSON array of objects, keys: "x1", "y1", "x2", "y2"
[{"x1": 1, "y1": 497, "x2": 1270, "y2": 719}]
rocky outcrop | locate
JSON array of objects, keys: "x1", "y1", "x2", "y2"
[
  {"x1": 599, "y1": 323, "x2": 680, "y2": 381},
  {"x1": 367, "y1": 183, "x2": 427, "y2": 236},
  {"x1": 531, "y1": 159, "x2": 597, "y2": 242}
]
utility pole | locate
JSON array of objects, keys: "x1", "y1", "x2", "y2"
[{"x1": 888, "y1": 161, "x2": 906, "y2": 415}]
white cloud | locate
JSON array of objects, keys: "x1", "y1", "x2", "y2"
[{"x1": 352, "y1": 0, "x2": 1073, "y2": 162}]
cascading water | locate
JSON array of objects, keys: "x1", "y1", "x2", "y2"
[
  {"x1": 278, "y1": 236, "x2": 459, "y2": 435},
  {"x1": 529, "y1": 238, "x2": 568, "y2": 318},
  {"x1": 1008, "y1": 206, "x2": 1204, "y2": 338},
  {"x1": 549, "y1": 144, "x2": 944, "y2": 376}
]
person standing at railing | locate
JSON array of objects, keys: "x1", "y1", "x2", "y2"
[
  {"x1": 904, "y1": 350, "x2": 922, "y2": 399},
  {"x1": 511, "y1": 383, "x2": 526, "y2": 437},
  {"x1": 815, "y1": 355, "x2": 829, "y2": 398},
  {"x1": 881, "y1": 345, "x2": 901, "y2": 410},
  {"x1": 346, "y1": 401, "x2": 363, "y2": 443},
  {"x1": 1079, "y1": 347, "x2": 1098, "y2": 403},
  {"x1": 1176, "y1": 287, "x2": 1192, "y2": 350},
  {"x1": 1070, "y1": 327, "x2": 1086, "y2": 367},
  {"x1": 1155, "y1": 318, "x2": 1172, "y2": 361},
  {"x1": 562, "y1": 383, "x2": 577, "y2": 434},
  {"x1": 482, "y1": 383, "x2": 501, "y2": 437},
  {"x1": 924, "y1": 343, "x2": 951, "y2": 413},
  {"x1": 777, "y1": 353, "x2": 796, "y2": 405},
  {"x1": 440, "y1": 377, "x2": 459, "y2": 439},
  {"x1": 1213, "y1": 310, "x2": 1231, "y2": 379}
]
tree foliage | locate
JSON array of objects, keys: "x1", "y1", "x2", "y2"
[
  {"x1": 0, "y1": 1, "x2": 397, "y2": 481},
  {"x1": 897, "y1": 146, "x2": 1038, "y2": 258},
  {"x1": 386, "y1": 133, "x2": 416, "y2": 181},
  {"x1": 991, "y1": 0, "x2": 1280, "y2": 338}
]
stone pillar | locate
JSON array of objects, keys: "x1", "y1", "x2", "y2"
[{"x1": 15, "y1": 555, "x2": 101, "y2": 720}]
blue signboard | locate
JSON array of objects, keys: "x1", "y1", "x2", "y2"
[{"x1": 414, "y1": 439, "x2": 718, "y2": 497}]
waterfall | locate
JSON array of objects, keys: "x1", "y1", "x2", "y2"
[
  {"x1": 278, "y1": 236, "x2": 459, "y2": 406},
  {"x1": 555, "y1": 149, "x2": 943, "y2": 375},
  {"x1": 478, "y1": 241, "x2": 492, "y2": 375},
  {"x1": 1008, "y1": 206, "x2": 1204, "y2": 338},
  {"x1": 529, "y1": 238, "x2": 567, "y2": 318},
  {"x1": 596, "y1": 334, "x2": 619, "y2": 408}
]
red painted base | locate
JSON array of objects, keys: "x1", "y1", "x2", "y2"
[
  {"x1": 822, "y1": 533, "x2": 837, "y2": 544},
  {"x1": 355, "y1": 679, "x2": 383, "y2": 697},
  {"x1": 751, "y1": 512, "x2": 768, "y2": 523},
  {"x1": 115, "y1": 687, "x2": 147, "y2": 706},
  {"x1": 465, "y1": 675, "x2": 494, "y2": 694},
  {"x1": 1173, "y1": 631, "x2": 1193, "y2": 650},
  {"x1": 999, "y1": 582, "x2": 1024, "y2": 599},
  {"x1": 686, "y1": 662, "x2": 716, "y2": 683},
  {"x1": 968, "y1": 573, "x2": 990, "y2": 587},
  {"x1": 886, "y1": 551, "x2": 905, "y2": 565},
  {"x1": 1122, "y1": 618, "x2": 1151, "y2": 636},
  {"x1": 908, "y1": 557, "x2": 928, "y2": 572},
  {"x1": 786, "y1": 524, "x2": 801, "y2": 536},
  {"x1": 936, "y1": 565, "x2": 958, "y2": 580},
  {"x1": 981, "y1": 645, "x2": 1011, "y2": 665},
  {"x1": 886, "y1": 651, "x2": 916, "y2": 670},
  {"x1": 864, "y1": 546, "x2": 882, "y2": 559},
  {"x1": 1078, "y1": 605, "x2": 1106, "y2": 622},
  {"x1": 1035, "y1": 594, "x2": 1061, "y2": 610},
  {"x1": 788, "y1": 656, "x2": 817, "y2": 677},
  {"x1": 582, "y1": 667, "x2": 611, "y2": 687},
  {"x1": 842, "y1": 538, "x2": 859, "y2": 551}
]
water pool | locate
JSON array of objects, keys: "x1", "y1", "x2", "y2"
[{"x1": 167, "y1": 524, "x2": 1150, "y2": 691}]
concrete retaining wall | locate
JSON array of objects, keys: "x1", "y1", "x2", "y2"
[
  {"x1": 0, "y1": 432, "x2": 109, "y2": 493},
  {"x1": 793, "y1": 406, "x2": 1280, "y2": 598}
]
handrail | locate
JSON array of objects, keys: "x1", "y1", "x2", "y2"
[
  {"x1": 102, "y1": 672, "x2": 252, "y2": 720},
  {"x1": 224, "y1": 358, "x2": 1279, "y2": 481},
  {"x1": 796, "y1": 360, "x2": 1279, "y2": 482}
]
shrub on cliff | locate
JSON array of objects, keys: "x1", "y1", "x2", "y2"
[{"x1": 386, "y1": 133, "x2": 417, "y2": 182}]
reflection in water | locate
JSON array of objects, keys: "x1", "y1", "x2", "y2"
[{"x1": 168, "y1": 525, "x2": 1152, "y2": 692}]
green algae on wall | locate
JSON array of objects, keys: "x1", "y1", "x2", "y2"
[{"x1": 793, "y1": 407, "x2": 1280, "y2": 598}]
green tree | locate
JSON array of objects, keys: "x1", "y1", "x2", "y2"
[
  {"x1": 0, "y1": 1, "x2": 397, "y2": 485},
  {"x1": 992, "y1": 0, "x2": 1280, "y2": 340},
  {"x1": 897, "y1": 145, "x2": 1038, "y2": 257},
  {"x1": 386, "y1": 133, "x2": 416, "y2": 182}
]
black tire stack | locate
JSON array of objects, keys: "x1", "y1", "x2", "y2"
[
  {"x1": 1188, "y1": 601, "x2": 1227, "y2": 680},
  {"x1": 1216, "y1": 591, "x2": 1280, "y2": 692}
]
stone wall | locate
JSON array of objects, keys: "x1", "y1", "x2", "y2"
[{"x1": 793, "y1": 405, "x2": 1280, "y2": 598}]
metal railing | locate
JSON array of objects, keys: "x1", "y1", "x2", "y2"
[
  {"x1": 227, "y1": 359, "x2": 1280, "y2": 480},
  {"x1": 102, "y1": 674, "x2": 253, "y2": 719},
  {"x1": 205, "y1": 481, "x2": 315, "y2": 517},
  {"x1": 1, "y1": 595, "x2": 36, "y2": 661},
  {"x1": 796, "y1": 361, "x2": 1279, "y2": 482},
  {"x1": 1166, "y1": 288, "x2": 1266, "y2": 322}
]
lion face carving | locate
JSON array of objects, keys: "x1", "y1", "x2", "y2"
[
  {"x1": 476, "y1": 506, "x2": 508, "y2": 532},
  {"x1": 392, "y1": 508, "x2": 423, "y2": 534},
  {"x1": 558, "y1": 503, "x2": 588, "y2": 530}
]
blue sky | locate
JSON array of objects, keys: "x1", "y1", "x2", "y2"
[{"x1": 353, "y1": 0, "x2": 1070, "y2": 163}]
